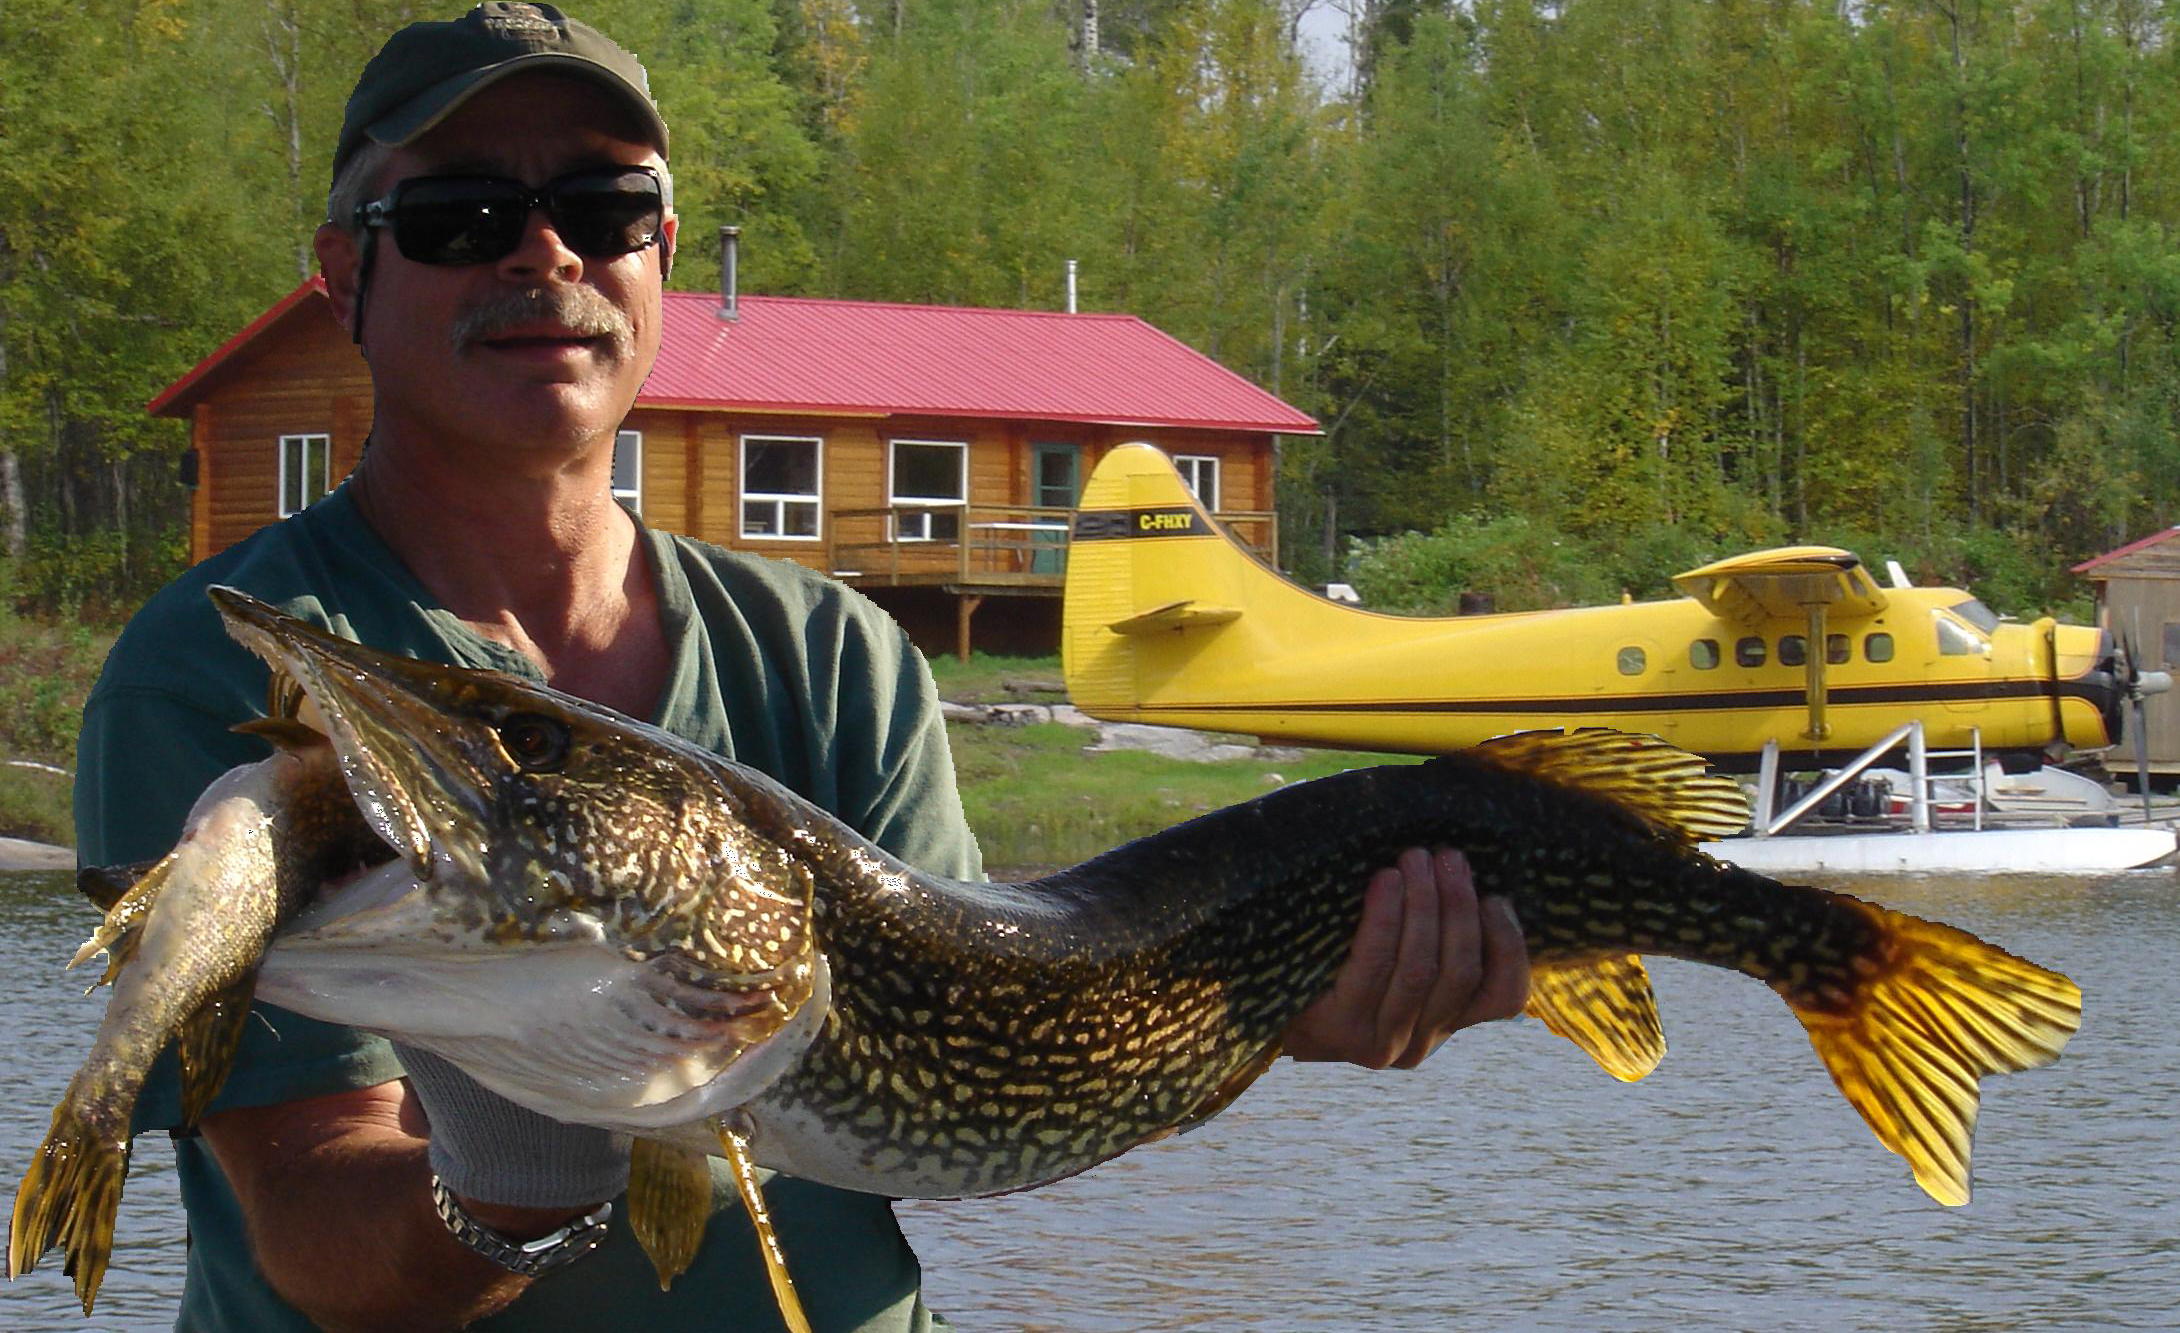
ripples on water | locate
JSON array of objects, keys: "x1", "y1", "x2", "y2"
[{"x1": 3, "y1": 870, "x2": 2173, "y2": 1330}]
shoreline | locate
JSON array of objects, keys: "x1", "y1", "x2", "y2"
[{"x1": 0, "y1": 836, "x2": 72, "y2": 872}]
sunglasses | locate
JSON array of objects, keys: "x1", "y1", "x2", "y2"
[{"x1": 356, "y1": 165, "x2": 666, "y2": 266}]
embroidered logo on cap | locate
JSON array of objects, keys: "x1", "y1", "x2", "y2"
[{"x1": 483, "y1": 4, "x2": 559, "y2": 39}]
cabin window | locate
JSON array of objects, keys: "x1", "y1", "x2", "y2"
[
  {"x1": 2163, "y1": 623, "x2": 2180, "y2": 668},
  {"x1": 889, "y1": 439, "x2": 967, "y2": 542},
  {"x1": 1949, "y1": 598, "x2": 2001, "y2": 634},
  {"x1": 277, "y1": 433, "x2": 330, "y2": 517},
  {"x1": 611, "y1": 430, "x2": 641, "y2": 512},
  {"x1": 1617, "y1": 646, "x2": 1647, "y2": 676},
  {"x1": 1865, "y1": 632, "x2": 1894, "y2": 663},
  {"x1": 1827, "y1": 634, "x2": 1850, "y2": 664},
  {"x1": 1735, "y1": 636, "x2": 1767, "y2": 667},
  {"x1": 740, "y1": 435, "x2": 822, "y2": 540},
  {"x1": 1934, "y1": 613, "x2": 1984, "y2": 656},
  {"x1": 1175, "y1": 454, "x2": 1221, "y2": 510},
  {"x1": 1779, "y1": 636, "x2": 1807, "y2": 667},
  {"x1": 1689, "y1": 639, "x2": 1720, "y2": 669}
]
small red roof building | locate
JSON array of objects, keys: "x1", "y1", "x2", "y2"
[{"x1": 150, "y1": 278, "x2": 1315, "y2": 656}]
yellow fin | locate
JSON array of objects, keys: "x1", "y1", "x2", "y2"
[
  {"x1": 8, "y1": 1093, "x2": 130, "y2": 1313},
  {"x1": 711, "y1": 1118, "x2": 812, "y2": 1333},
  {"x1": 1466, "y1": 728, "x2": 1750, "y2": 842},
  {"x1": 175, "y1": 980, "x2": 254, "y2": 1127},
  {"x1": 1790, "y1": 900, "x2": 2082, "y2": 1206},
  {"x1": 230, "y1": 716, "x2": 325, "y2": 750},
  {"x1": 1525, "y1": 954, "x2": 1666, "y2": 1083},
  {"x1": 627, "y1": 1136, "x2": 714, "y2": 1292},
  {"x1": 70, "y1": 858, "x2": 173, "y2": 986}
]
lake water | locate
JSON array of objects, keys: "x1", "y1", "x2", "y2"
[{"x1": 3, "y1": 868, "x2": 2174, "y2": 1330}]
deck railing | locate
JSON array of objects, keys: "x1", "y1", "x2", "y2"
[{"x1": 825, "y1": 502, "x2": 1276, "y2": 586}]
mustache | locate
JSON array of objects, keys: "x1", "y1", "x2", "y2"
[{"x1": 450, "y1": 286, "x2": 635, "y2": 360}]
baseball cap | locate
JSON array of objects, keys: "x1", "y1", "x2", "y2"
[{"x1": 333, "y1": 3, "x2": 669, "y2": 185}]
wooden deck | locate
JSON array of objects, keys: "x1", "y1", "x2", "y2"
[{"x1": 824, "y1": 502, "x2": 1275, "y2": 659}]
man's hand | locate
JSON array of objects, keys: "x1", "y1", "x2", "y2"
[{"x1": 1282, "y1": 847, "x2": 1529, "y2": 1069}]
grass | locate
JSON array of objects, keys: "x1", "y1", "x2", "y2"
[
  {"x1": 0, "y1": 611, "x2": 116, "y2": 846},
  {"x1": 924, "y1": 651, "x2": 1067, "y2": 705},
  {"x1": 948, "y1": 716, "x2": 1421, "y2": 872}
]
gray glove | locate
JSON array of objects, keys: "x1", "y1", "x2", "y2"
[{"x1": 396, "y1": 1045, "x2": 630, "y2": 1208}]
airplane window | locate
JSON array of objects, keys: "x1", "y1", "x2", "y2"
[
  {"x1": 1779, "y1": 635, "x2": 1807, "y2": 667},
  {"x1": 1827, "y1": 634, "x2": 1849, "y2": 664},
  {"x1": 2165, "y1": 623, "x2": 2180, "y2": 668},
  {"x1": 1617, "y1": 646, "x2": 1647, "y2": 676},
  {"x1": 1949, "y1": 598, "x2": 2001, "y2": 634},
  {"x1": 1735, "y1": 636, "x2": 1766, "y2": 667},
  {"x1": 1690, "y1": 639, "x2": 1720, "y2": 669},
  {"x1": 1866, "y1": 632, "x2": 1894, "y2": 662},
  {"x1": 1935, "y1": 614, "x2": 1983, "y2": 656}
]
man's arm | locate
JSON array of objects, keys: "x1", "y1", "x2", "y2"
[{"x1": 199, "y1": 1084, "x2": 595, "y2": 1333}]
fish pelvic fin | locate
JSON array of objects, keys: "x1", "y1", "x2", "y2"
[
  {"x1": 1789, "y1": 903, "x2": 2082, "y2": 1207},
  {"x1": 1525, "y1": 954, "x2": 1666, "y2": 1083},
  {"x1": 175, "y1": 980, "x2": 255, "y2": 1128},
  {"x1": 710, "y1": 1118, "x2": 813, "y2": 1333},
  {"x1": 7, "y1": 1093, "x2": 131, "y2": 1313},
  {"x1": 1462, "y1": 729, "x2": 1750, "y2": 842},
  {"x1": 627, "y1": 1136, "x2": 714, "y2": 1292}
]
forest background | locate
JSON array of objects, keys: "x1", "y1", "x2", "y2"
[{"x1": 5, "y1": 0, "x2": 2180, "y2": 625}]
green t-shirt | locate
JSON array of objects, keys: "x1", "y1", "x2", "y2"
[{"x1": 75, "y1": 483, "x2": 981, "y2": 1332}]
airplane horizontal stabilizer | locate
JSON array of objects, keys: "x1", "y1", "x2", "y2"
[{"x1": 1108, "y1": 601, "x2": 1244, "y2": 636}]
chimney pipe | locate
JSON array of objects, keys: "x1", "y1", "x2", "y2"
[
  {"x1": 718, "y1": 225, "x2": 740, "y2": 321},
  {"x1": 1065, "y1": 259, "x2": 1078, "y2": 314}
]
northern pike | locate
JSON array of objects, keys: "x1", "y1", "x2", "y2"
[{"x1": 12, "y1": 587, "x2": 2083, "y2": 1326}]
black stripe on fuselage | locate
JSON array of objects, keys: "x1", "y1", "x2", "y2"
[{"x1": 1123, "y1": 677, "x2": 2104, "y2": 717}]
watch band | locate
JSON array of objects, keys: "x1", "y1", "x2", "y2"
[{"x1": 429, "y1": 1175, "x2": 613, "y2": 1278}]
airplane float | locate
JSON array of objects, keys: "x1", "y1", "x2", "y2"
[{"x1": 1060, "y1": 443, "x2": 2161, "y2": 776}]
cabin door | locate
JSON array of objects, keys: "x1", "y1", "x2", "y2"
[{"x1": 1031, "y1": 443, "x2": 1080, "y2": 575}]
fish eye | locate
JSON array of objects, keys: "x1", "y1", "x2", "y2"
[{"x1": 498, "y1": 713, "x2": 570, "y2": 772}]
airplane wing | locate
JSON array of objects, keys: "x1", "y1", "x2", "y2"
[{"x1": 1670, "y1": 546, "x2": 1890, "y2": 627}]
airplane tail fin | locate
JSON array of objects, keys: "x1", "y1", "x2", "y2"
[{"x1": 1062, "y1": 444, "x2": 1263, "y2": 720}]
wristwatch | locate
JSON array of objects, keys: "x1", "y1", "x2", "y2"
[{"x1": 429, "y1": 1175, "x2": 613, "y2": 1277}]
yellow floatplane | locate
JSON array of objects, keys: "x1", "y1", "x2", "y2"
[{"x1": 1061, "y1": 444, "x2": 2174, "y2": 872}]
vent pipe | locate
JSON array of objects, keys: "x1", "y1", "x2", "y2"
[
  {"x1": 1066, "y1": 259, "x2": 1078, "y2": 313},
  {"x1": 718, "y1": 225, "x2": 741, "y2": 321}
]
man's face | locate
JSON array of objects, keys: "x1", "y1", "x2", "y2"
[{"x1": 320, "y1": 74, "x2": 676, "y2": 469}]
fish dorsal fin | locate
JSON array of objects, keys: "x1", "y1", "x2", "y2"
[
  {"x1": 1525, "y1": 954, "x2": 1666, "y2": 1083},
  {"x1": 1464, "y1": 728, "x2": 1750, "y2": 843}
]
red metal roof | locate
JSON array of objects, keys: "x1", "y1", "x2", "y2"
[
  {"x1": 2072, "y1": 526, "x2": 2180, "y2": 576},
  {"x1": 644, "y1": 293, "x2": 1317, "y2": 431},
  {"x1": 149, "y1": 282, "x2": 1319, "y2": 434}
]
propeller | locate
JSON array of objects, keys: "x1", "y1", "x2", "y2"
[{"x1": 2117, "y1": 610, "x2": 2173, "y2": 823}]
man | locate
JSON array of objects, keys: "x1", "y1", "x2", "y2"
[{"x1": 74, "y1": 6, "x2": 1529, "y2": 1330}]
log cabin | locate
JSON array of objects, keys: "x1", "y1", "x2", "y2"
[{"x1": 149, "y1": 266, "x2": 1318, "y2": 659}]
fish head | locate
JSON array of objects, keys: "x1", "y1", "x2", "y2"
[{"x1": 209, "y1": 585, "x2": 819, "y2": 997}]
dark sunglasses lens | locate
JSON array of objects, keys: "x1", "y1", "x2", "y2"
[
  {"x1": 389, "y1": 180, "x2": 528, "y2": 264},
  {"x1": 547, "y1": 170, "x2": 663, "y2": 257}
]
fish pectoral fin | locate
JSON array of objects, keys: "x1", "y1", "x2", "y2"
[
  {"x1": 709, "y1": 1117, "x2": 813, "y2": 1333},
  {"x1": 70, "y1": 859, "x2": 172, "y2": 983},
  {"x1": 1462, "y1": 729, "x2": 1751, "y2": 842},
  {"x1": 176, "y1": 979, "x2": 256, "y2": 1128},
  {"x1": 1525, "y1": 954, "x2": 1667, "y2": 1083},
  {"x1": 1789, "y1": 900, "x2": 2082, "y2": 1207},
  {"x1": 1176, "y1": 1041, "x2": 1283, "y2": 1135},
  {"x1": 8, "y1": 1092, "x2": 131, "y2": 1314},
  {"x1": 75, "y1": 860, "x2": 157, "y2": 915},
  {"x1": 627, "y1": 1137, "x2": 713, "y2": 1292}
]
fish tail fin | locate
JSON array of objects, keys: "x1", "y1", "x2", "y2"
[
  {"x1": 8, "y1": 1095, "x2": 130, "y2": 1313},
  {"x1": 176, "y1": 980, "x2": 255, "y2": 1127},
  {"x1": 1525, "y1": 954, "x2": 1666, "y2": 1082},
  {"x1": 1789, "y1": 904, "x2": 2082, "y2": 1206}
]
